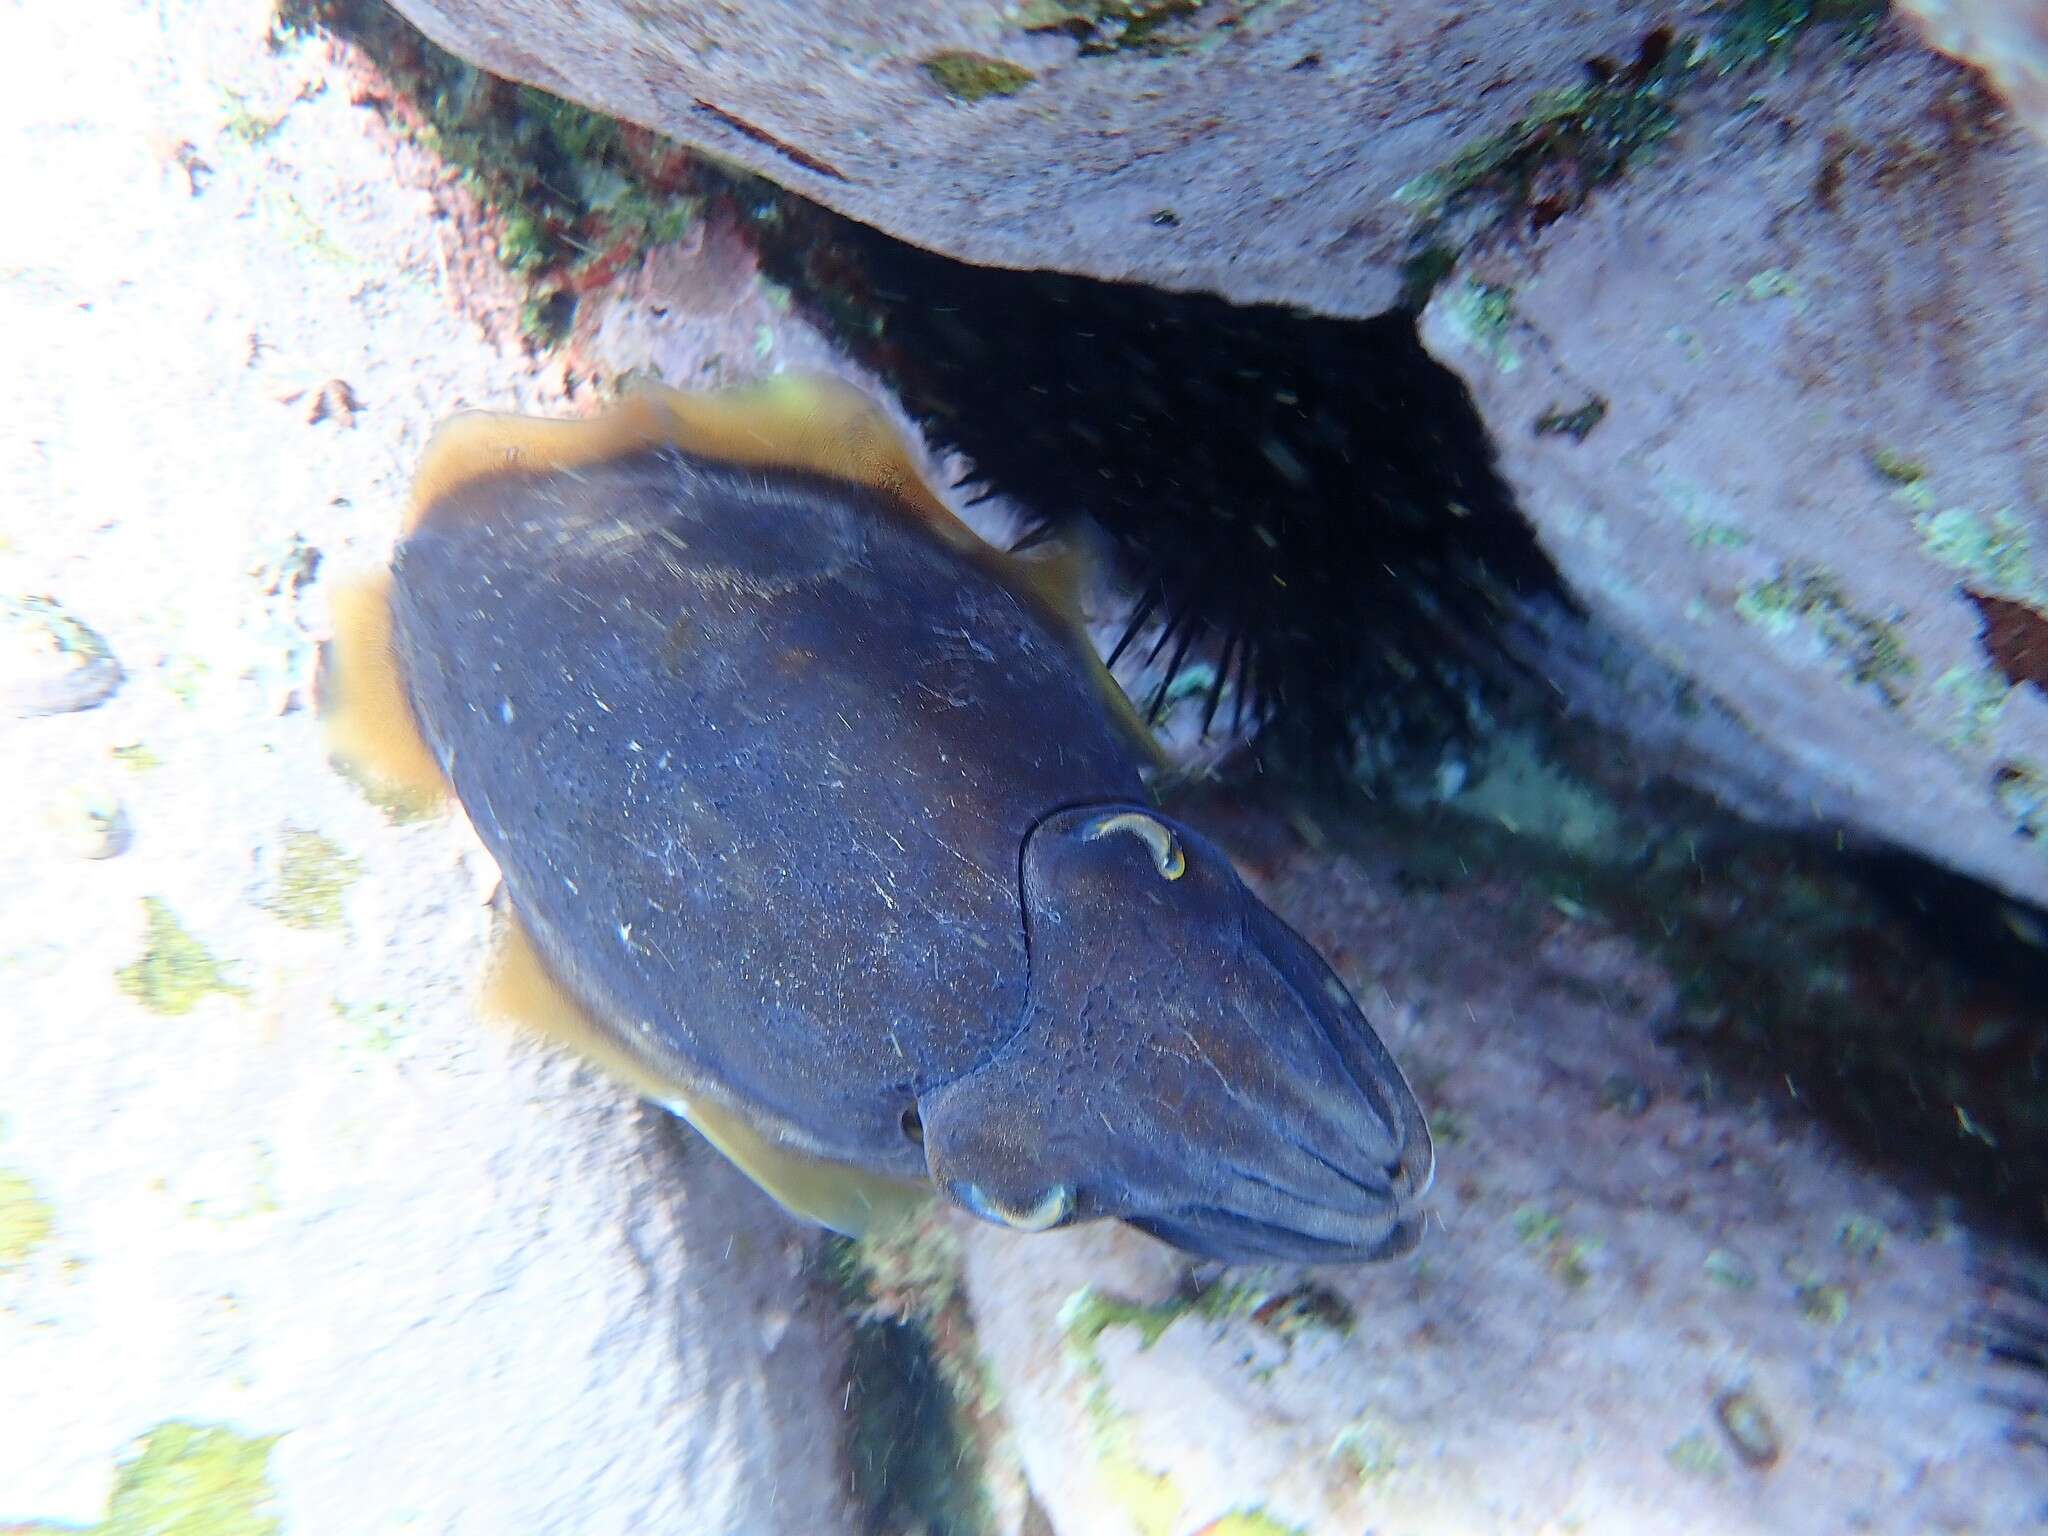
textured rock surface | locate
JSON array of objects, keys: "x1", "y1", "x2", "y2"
[
  {"x1": 380, "y1": 0, "x2": 1717, "y2": 319},
  {"x1": 1421, "y1": 30, "x2": 2048, "y2": 910},
  {"x1": 959, "y1": 813, "x2": 2041, "y2": 1534},
  {"x1": 0, "y1": 4, "x2": 861, "y2": 1529},
  {"x1": 1899, "y1": 0, "x2": 2048, "y2": 143}
]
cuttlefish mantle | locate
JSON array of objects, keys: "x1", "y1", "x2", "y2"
[{"x1": 325, "y1": 373, "x2": 1433, "y2": 1264}]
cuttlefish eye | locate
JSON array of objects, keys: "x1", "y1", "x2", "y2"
[{"x1": 949, "y1": 1180, "x2": 1076, "y2": 1232}]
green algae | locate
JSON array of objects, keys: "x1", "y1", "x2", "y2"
[
  {"x1": 262, "y1": 831, "x2": 360, "y2": 931},
  {"x1": 922, "y1": 52, "x2": 1037, "y2": 102},
  {"x1": 1061, "y1": 1274, "x2": 1351, "y2": 1357},
  {"x1": 1394, "y1": 35, "x2": 1690, "y2": 230},
  {"x1": 280, "y1": 0, "x2": 704, "y2": 352},
  {"x1": 1513, "y1": 1203, "x2": 1600, "y2": 1287},
  {"x1": 1711, "y1": 0, "x2": 1888, "y2": 71},
  {"x1": 1735, "y1": 570, "x2": 1914, "y2": 706},
  {"x1": 1017, "y1": 0, "x2": 1204, "y2": 56},
  {"x1": 0, "y1": 1167, "x2": 54, "y2": 1269},
  {"x1": 7, "y1": 1421, "x2": 282, "y2": 1536},
  {"x1": 1400, "y1": 0, "x2": 1889, "y2": 295},
  {"x1": 220, "y1": 88, "x2": 291, "y2": 148},
  {"x1": 1057, "y1": 1276, "x2": 1353, "y2": 1530},
  {"x1": 116, "y1": 900, "x2": 245, "y2": 1016},
  {"x1": 1059, "y1": 1309, "x2": 1181, "y2": 1536}
]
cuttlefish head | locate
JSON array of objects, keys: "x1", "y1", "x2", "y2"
[{"x1": 917, "y1": 805, "x2": 1434, "y2": 1264}]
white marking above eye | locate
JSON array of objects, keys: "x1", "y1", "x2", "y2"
[{"x1": 1085, "y1": 811, "x2": 1187, "y2": 881}]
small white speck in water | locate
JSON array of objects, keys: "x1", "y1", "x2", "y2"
[{"x1": 499, "y1": 698, "x2": 516, "y2": 725}]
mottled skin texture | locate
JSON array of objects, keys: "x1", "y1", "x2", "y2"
[{"x1": 391, "y1": 442, "x2": 1431, "y2": 1261}]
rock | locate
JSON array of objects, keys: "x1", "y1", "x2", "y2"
[
  {"x1": 378, "y1": 0, "x2": 1719, "y2": 318},
  {"x1": 1420, "y1": 29, "x2": 2048, "y2": 909},
  {"x1": 957, "y1": 828, "x2": 2042, "y2": 1535},
  {"x1": 2, "y1": 597, "x2": 123, "y2": 717},
  {"x1": 1898, "y1": 0, "x2": 2048, "y2": 144},
  {"x1": 0, "y1": 4, "x2": 863, "y2": 1530}
]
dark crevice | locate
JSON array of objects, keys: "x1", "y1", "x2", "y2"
[{"x1": 737, "y1": 192, "x2": 1571, "y2": 778}]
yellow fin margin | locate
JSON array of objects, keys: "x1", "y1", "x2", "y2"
[
  {"x1": 322, "y1": 574, "x2": 447, "y2": 818},
  {"x1": 484, "y1": 910, "x2": 930, "y2": 1240},
  {"x1": 407, "y1": 374, "x2": 978, "y2": 552}
]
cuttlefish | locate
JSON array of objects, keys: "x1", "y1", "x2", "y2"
[{"x1": 327, "y1": 376, "x2": 1433, "y2": 1264}]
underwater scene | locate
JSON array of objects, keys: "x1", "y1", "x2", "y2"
[{"x1": 3, "y1": 1, "x2": 2045, "y2": 1531}]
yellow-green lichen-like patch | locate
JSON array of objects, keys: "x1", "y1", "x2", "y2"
[
  {"x1": 1734, "y1": 569, "x2": 1914, "y2": 706},
  {"x1": 1737, "y1": 267, "x2": 1806, "y2": 310},
  {"x1": 1918, "y1": 508, "x2": 2045, "y2": 605},
  {"x1": 165, "y1": 657, "x2": 210, "y2": 708},
  {"x1": 1666, "y1": 1429, "x2": 1727, "y2": 1478},
  {"x1": 1869, "y1": 446, "x2": 1925, "y2": 485},
  {"x1": 1198, "y1": 1512, "x2": 1306, "y2": 1536},
  {"x1": 112, "y1": 742, "x2": 163, "y2": 773},
  {"x1": 1796, "y1": 1279, "x2": 1849, "y2": 1325},
  {"x1": 1055, "y1": 1278, "x2": 1352, "y2": 1535},
  {"x1": 1437, "y1": 281, "x2": 1520, "y2": 372},
  {"x1": 1057, "y1": 1287, "x2": 1184, "y2": 1536},
  {"x1": 263, "y1": 830, "x2": 361, "y2": 931},
  {"x1": 1512, "y1": 1204, "x2": 1600, "y2": 1288},
  {"x1": 11, "y1": 1420, "x2": 285, "y2": 1536},
  {"x1": 921, "y1": 51, "x2": 1037, "y2": 102},
  {"x1": 0, "y1": 1167, "x2": 55, "y2": 1269},
  {"x1": 116, "y1": 899, "x2": 246, "y2": 1016},
  {"x1": 1060, "y1": 1285, "x2": 1192, "y2": 1352},
  {"x1": 335, "y1": 998, "x2": 410, "y2": 1060},
  {"x1": 1935, "y1": 665, "x2": 2012, "y2": 750}
]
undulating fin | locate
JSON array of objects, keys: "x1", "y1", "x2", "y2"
[
  {"x1": 403, "y1": 392, "x2": 680, "y2": 536},
  {"x1": 647, "y1": 373, "x2": 986, "y2": 553},
  {"x1": 322, "y1": 573, "x2": 447, "y2": 817},
  {"x1": 483, "y1": 906, "x2": 930, "y2": 1239}
]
